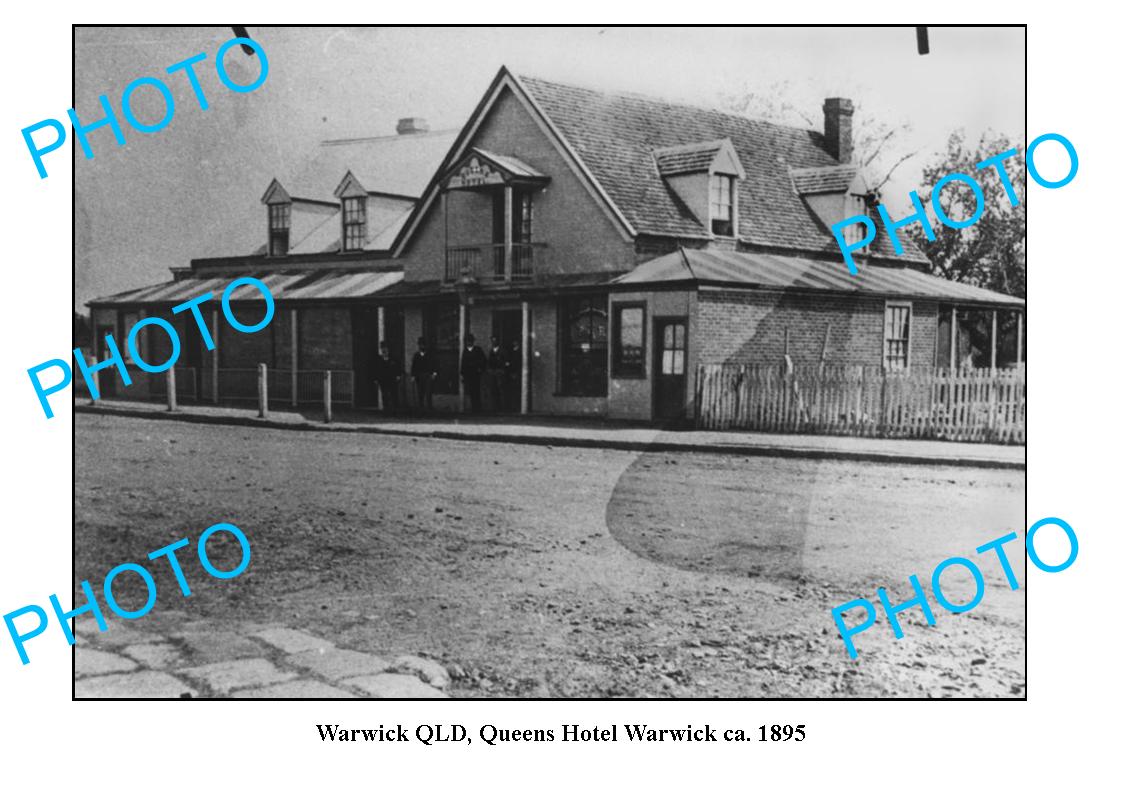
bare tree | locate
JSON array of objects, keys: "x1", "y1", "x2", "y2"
[{"x1": 720, "y1": 80, "x2": 917, "y2": 195}]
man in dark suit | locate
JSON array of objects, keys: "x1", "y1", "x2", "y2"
[
  {"x1": 460, "y1": 333, "x2": 487, "y2": 413},
  {"x1": 373, "y1": 341, "x2": 401, "y2": 412},
  {"x1": 410, "y1": 336, "x2": 439, "y2": 412},
  {"x1": 486, "y1": 335, "x2": 508, "y2": 412}
]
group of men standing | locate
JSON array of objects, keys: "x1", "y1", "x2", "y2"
[{"x1": 372, "y1": 334, "x2": 521, "y2": 413}]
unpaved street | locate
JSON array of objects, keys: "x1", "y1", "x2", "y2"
[{"x1": 75, "y1": 413, "x2": 1025, "y2": 698}]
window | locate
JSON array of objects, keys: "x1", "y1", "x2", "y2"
[
  {"x1": 709, "y1": 174, "x2": 735, "y2": 236},
  {"x1": 268, "y1": 203, "x2": 290, "y2": 256},
  {"x1": 613, "y1": 304, "x2": 646, "y2": 379},
  {"x1": 342, "y1": 197, "x2": 367, "y2": 251},
  {"x1": 517, "y1": 190, "x2": 533, "y2": 243},
  {"x1": 660, "y1": 322, "x2": 686, "y2": 375},
  {"x1": 843, "y1": 193, "x2": 874, "y2": 249},
  {"x1": 423, "y1": 303, "x2": 460, "y2": 394},
  {"x1": 884, "y1": 303, "x2": 911, "y2": 370},
  {"x1": 491, "y1": 189, "x2": 534, "y2": 243},
  {"x1": 559, "y1": 295, "x2": 608, "y2": 396}
]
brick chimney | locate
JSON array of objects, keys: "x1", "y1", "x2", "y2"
[
  {"x1": 396, "y1": 117, "x2": 430, "y2": 135},
  {"x1": 822, "y1": 98, "x2": 854, "y2": 164}
]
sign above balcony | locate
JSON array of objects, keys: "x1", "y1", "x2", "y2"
[{"x1": 443, "y1": 147, "x2": 549, "y2": 191}]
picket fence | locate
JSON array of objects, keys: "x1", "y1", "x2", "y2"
[{"x1": 694, "y1": 363, "x2": 1025, "y2": 444}]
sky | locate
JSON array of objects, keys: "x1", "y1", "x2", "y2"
[{"x1": 73, "y1": 25, "x2": 1025, "y2": 311}]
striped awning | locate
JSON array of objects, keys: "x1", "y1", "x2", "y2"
[
  {"x1": 91, "y1": 270, "x2": 404, "y2": 307},
  {"x1": 613, "y1": 249, "x2": 1024, "y2": 307}
]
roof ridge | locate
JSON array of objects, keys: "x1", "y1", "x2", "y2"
[
  {"x1": 516, "y1": 73, "x2": 820, "y2": 137},
  {"x1": 320, "y1": 128, "x2": 460, "y2": 146}
]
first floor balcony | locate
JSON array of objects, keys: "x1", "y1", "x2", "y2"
[{"x1": 444, "y1": 242, "x2": 546, "y2": 284}]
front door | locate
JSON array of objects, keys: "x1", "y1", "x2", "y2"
[
  {"x1": 653, "y1": 318, "x2": 687, "y2": 421},
  {"x1": 491, "y1": 309, "x2": 527, "y2": 412}
]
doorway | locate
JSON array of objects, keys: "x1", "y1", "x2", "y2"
[
  {"x1": 653, "y1": 317, "x2": 687, "y2": 421},
  {"x1": 491, "y1": 308, "x2": 526, "y2": 412}
]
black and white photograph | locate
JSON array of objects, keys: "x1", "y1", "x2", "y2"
[{"x1": 69, "y1": 25, "x2": 1026, "y2": 700}]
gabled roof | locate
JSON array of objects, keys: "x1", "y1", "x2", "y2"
[
  {"x1": 517, "y1": 75, "x2": 835, "y2": 247},
  {"x1": 392, "y1": 68, "x2": 926, "y2": 265},
  {"x1": 443, "y1": 148, "x2": 548, "y2": 189},
  {"x1": 392, "y1": 68, "x2": 636, "y2": 255},
  {"x1": 613, "y1": 249, "x2": 1023, "y2": 307},
  {"x1": 333, "y1": 170, "x2": 368, "y2": 199},
  {"x1": 260, "y1": 178, "x2": 291, "y2": 205},
  {"x1": 790, "y1": 165, "x2": 861, "y2": 195}
]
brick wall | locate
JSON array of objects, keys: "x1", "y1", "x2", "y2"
[
  {"x1": 298, "y1": 307, "x2": 352, "y2": 370},
  {"x1": 218, "y1": 303, "x2": 275, "y2": 368},
  {"x1": 696, "y1": 290, "x2": 939, "y2": 367},
  {"x1": 912, "y1": 301, "x2": 938, "y2": 367}
]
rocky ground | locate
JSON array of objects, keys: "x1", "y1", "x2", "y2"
[{"x1": 74, "y1": 413, "x2": 1026, "y2": 698}]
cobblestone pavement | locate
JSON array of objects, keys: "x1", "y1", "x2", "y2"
[{"x1": 73, "y1": 614, "x2": 449, "y2": 699}]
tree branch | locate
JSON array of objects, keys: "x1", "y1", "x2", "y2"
[{"x1": 871, "y1": 150, "x2": 920, "y2": 193}]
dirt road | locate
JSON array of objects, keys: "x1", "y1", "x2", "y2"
[{"x1": 75, "y1": 413, "x2": 1025, "y2": 698}]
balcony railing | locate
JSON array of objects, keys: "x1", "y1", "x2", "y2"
[{"x1": 445, "y1": 242, "x2": 544, "y2": 283}]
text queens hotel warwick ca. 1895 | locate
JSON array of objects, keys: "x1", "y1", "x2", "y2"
[{"x1": 87, "y1": 66, "x2": 1024, "y2": 423}]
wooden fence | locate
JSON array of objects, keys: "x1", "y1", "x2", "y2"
[{"x1": 695, "y1": 363, "x2": 1025, "y2": 444}]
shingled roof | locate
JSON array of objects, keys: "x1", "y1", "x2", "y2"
[
  {"x1": 516, "y1": 75, "x2": 927, "y2": 265},
  {"x1": 654, "y1": 140, "x2": 729, "y2": 176},
  {"x1": 790, "y1": 165, "x2": 861, "y2": 195}
]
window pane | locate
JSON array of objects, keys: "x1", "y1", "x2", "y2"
[
  {"x1": 884, "y1": 305, "x2": 911, "y2": 369},
  {"x1": 661, "y1": 350, "x2": 674, "y2": 374},
  {"x1": 672, "y1": 350, "x2": 685, "y2": 375},
  {"x1": 560, "y1": 295, "x2": 608, "y2": 395},
  {"x1": 614, "y1": 306, "x2": 645, "y2": 378},
  {"x1": 619, "y1": 308, "x2": 642, "y2": 347}
]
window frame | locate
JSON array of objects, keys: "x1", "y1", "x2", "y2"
[
  {"x1": 342, "y1": 196, "x2": 367, "y2": 252},
  {"x1": 267, "y1": 202, "x2": 291, "y2": 257},
  {"x1": 557, "y1": 294, "x2": 609, "y2": 397},
  {"x1": 883, "y1": 301, "x2": 912, "y2": 371},
  {"x1": 517, "y1": 189, "x2": 533, "y2": 243},
  {"x1": 709, "y1": 173, "x2": 736, "y2": 237},
  {"x1": 611, "y1": 302, "x2": 647, "y2": 380}
]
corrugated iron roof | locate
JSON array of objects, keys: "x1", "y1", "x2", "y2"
[
  {"x1": 90, "y1": 270, "x2": 403, "y2": 307},
  {"x1": 612, "y1": 249, "x2": 1024, "y2": 306}
]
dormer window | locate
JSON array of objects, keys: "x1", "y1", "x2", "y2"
[
  {"x1": 710, "y1": 174, "x2": 736, "y2": 237},
  {"x1": 654, "y1": 138, "x2": 745, "y2": 240},
  {"x1": 342, "y1": 196, "x2": 367, "y2": 251},
  {"x1": 268, "y1": 202, "x2": 290, "y2": 256}
]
